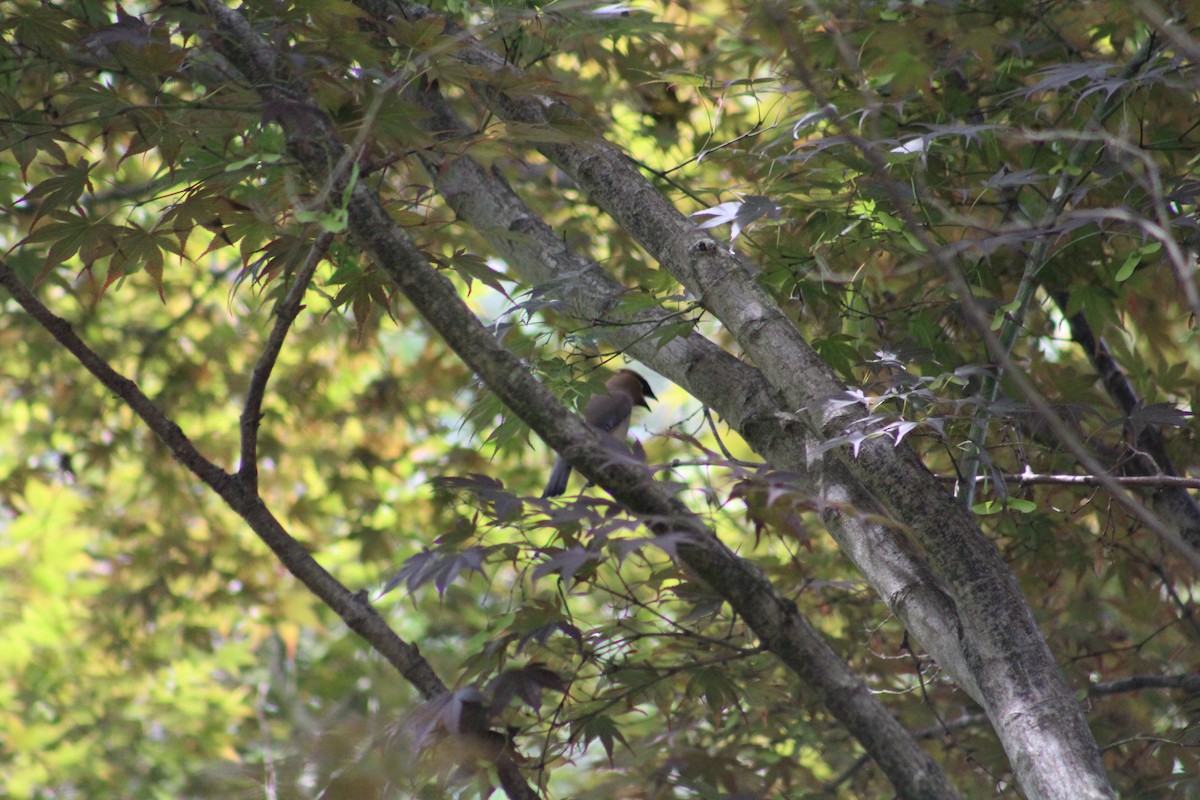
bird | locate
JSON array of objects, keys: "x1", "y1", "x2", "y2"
[{"x1": 542, "y1": 369, "x2": 656, "y2": 498}]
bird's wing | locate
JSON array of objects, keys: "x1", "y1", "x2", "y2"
[{"x1": 585, "y1": 392, "x2": 635, "y2": 435}]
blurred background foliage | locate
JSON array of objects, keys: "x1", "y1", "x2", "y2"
[{"x1": 1, "y1": 0, "x2": 1198, "y2": 798}]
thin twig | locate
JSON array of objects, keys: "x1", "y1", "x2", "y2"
[
  {"x1": 1088, "y1": 673, "x2": 1200, "y2": 696},
  {"x1": 239, "y1": 231, "x2": 333, "y2": 490},
  {"x1": 960, "y1": 31, "x2": 1166, "y2": 507},
  {"x1": 935, "y1": 472, "x2": 1200, "y2": 490},
  {"x1": 703, "y1": 406, "x2": 761, "y2": 468}
]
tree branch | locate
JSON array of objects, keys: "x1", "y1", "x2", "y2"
[
  {"x1": 0, "y1": 261, "x2": 447, "y2": 698},
  {"x1": 765, "y1": 5, "x2": 1125, "y2": 799},
  {"x1": 376, "y1": 4, "x2": 1144, "y2": 799},
  {"x1": 239, "y1": 231, "x2": 332, "y2": 491},
  {"x1": 196, "y1": 5, "x2": 962, "y2": 798},
  {"x1": 1089, "y1": 674, "x2": 1200, "y2": 696},
  {"x1": 938, "y1": 472, "x2": 1200, "y2": 490},
  {"x1": 1053, "y1": 290, "x2": 1200, "y2": 549},
  {"x1": 397, "y1": 19, "x2": 980, "y2": 713},
  {"x1": 957, "y1": 31, "x2": 1166, "y2": 507}
]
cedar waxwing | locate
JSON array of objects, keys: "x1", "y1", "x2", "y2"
[{"x1": 542, "y1": 369, "x2": 656, "y2": 498}]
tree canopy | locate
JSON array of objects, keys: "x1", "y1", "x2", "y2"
[{"x1": 1, "y1": 1, "x2": 1199, "y2": 799}]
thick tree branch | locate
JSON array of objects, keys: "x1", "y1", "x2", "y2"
[
  {"x1": 196, "y1": 5, "x2": 963, "y2": 798},
  {"x1": 775, "y1": 15, "x2": 1200, "y2": 795},
  {"x1": 397, "y1": 21, "x2": 979, "y2": 707},
  {"x1": 361, "y1": 3, "x2": 1121, "y2": 798},
  {"x1": 773, "y1": 8, "x2": 1200, "y2": 791}
]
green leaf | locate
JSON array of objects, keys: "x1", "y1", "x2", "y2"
[
  {"x1": 1114, "y1": 250, "x2": 1139, "y2": 282},
  {"x1": 21, "y1": 212, "x2": 119, "y2": 274},
  {"x1": 973, "y1": 497, "x2": 1036, "y2": 515},
  {"x1": 19, "y1": 159, "x2": 93, "y2": 222},
  {"x1": 295, "y1": 206, "x2": 349, "y2": 233}
]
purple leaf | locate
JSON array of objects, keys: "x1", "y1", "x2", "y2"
[
  {"x1": 488, "y1": 664, "x2": 566, "y2": 714},
  {"x1": 379, "y1": 546, "x2": 490, "y2": 600},
  {"x1": 531, "y1": 548, "x2": 600, "y2": 589},
  {"x1": 1127, "y1": 403, "x2": 1192, "y2": 431}
]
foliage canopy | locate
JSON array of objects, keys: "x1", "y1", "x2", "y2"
[{"x1": 1, "y1": 1, "x2": 1199, "y2": 799}]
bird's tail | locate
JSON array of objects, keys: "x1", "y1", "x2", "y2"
[{"x1": 542, "y1": 456, "x2": 573, "y2": 498}]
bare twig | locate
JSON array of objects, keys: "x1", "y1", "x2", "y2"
[
  {"x1": 1089, "y1": 674, "x2": 1200, "y2": 696},
  {"x1": 936, "y1": 473, "x2": 1200, "y2": 490},
  {"x1": 1053, "y1": 291, "x2": 1200, "y2": 546},
  {"x1": 959, "y1": 31, "x2": 1166, "y2": 507},
  {"x1": 704, "y1": 406, "x2": 760, "y2": 468},
  {"x1": 239, "y1": 231, "x2": 333, "y2": 490}
]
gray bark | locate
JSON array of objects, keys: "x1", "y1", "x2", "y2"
[
  {"x1": 367, "y1": 4, "x2": 1118, "y2": 798},
  {"x1": 197, "y1": 4, "x2": 964, "y2": 799}
]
